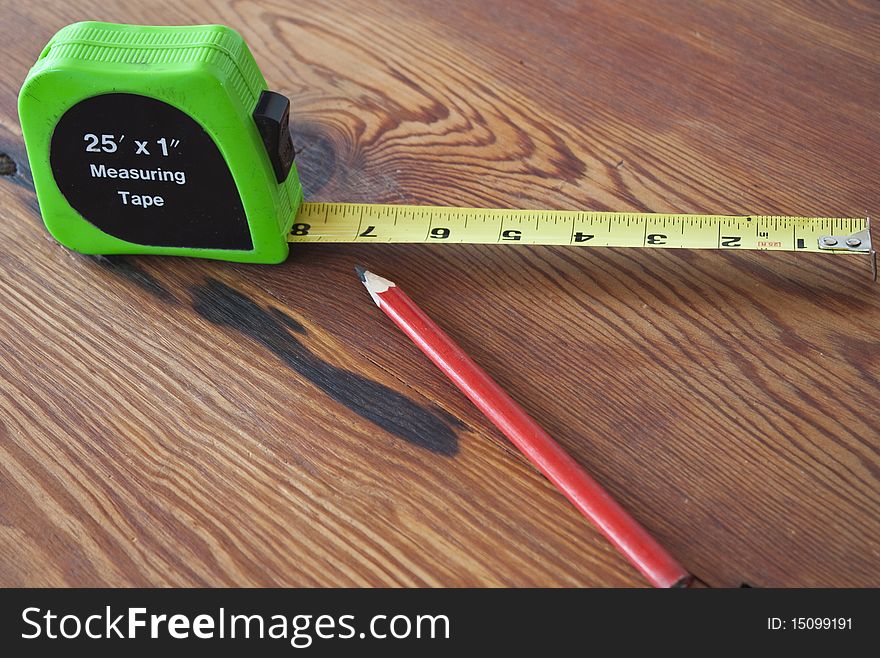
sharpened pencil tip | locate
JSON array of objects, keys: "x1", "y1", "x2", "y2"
[{"x1": 355, "y1": 267, "x2": 396, "y2": 306}]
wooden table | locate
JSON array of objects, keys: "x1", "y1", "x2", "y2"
[{"x1": 1, "y1": 0, "x2": 877, "y2": 588}]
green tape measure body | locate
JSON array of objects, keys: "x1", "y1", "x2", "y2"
[
  {"x1": 18, "y1": 22, "x2": 872, "y2": 268},
  {"x1": 20, "y1": 22, "x2": 302, "y2": 264}
]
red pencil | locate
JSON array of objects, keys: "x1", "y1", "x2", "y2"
[{"x1": 356, "y1": 266, "x2": 691, "y2": 588}]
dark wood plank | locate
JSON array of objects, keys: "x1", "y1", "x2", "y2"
[{"x1": 0, "y1": 0, "x2": 877, "y2": 587}]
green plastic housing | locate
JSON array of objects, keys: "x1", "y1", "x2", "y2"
[{"x1": 18, "y1": 22, "x2": 302, "y2": 263}]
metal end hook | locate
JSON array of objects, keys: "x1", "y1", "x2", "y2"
[
  {"x1": 870, "y1": 217, "x2": 877, "y2": 283},
  {"x1": 818, "y1": 216, "x2": 876, "y2": 282}
]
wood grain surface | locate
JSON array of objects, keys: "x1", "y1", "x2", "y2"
[{"x1": 1, "y1": 0, "x2": 878, "y2": 587}]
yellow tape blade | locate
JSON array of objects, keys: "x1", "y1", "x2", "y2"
[{"x1": 290, "y1": 202, "x2": 868, "y2": 254}]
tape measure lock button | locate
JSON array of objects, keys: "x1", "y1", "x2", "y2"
[{"x1": 253, "y1": 90, "x2": 296, "y2": 183}]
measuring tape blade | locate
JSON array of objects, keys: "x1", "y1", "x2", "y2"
[{"x1": 290, "y1": 203, "x2": 872, "y2": 255}]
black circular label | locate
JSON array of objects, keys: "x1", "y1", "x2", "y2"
[{"x1": 50, "y1": 93, "x2": 252, "y2": 250}]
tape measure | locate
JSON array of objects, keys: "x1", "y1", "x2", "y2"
[
  {"x1": 291, "y1": 202, "x2": 870, "y2": 252},
  {"x1": 18, "y1": 22, "x2": 875, "y2": 275}
]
